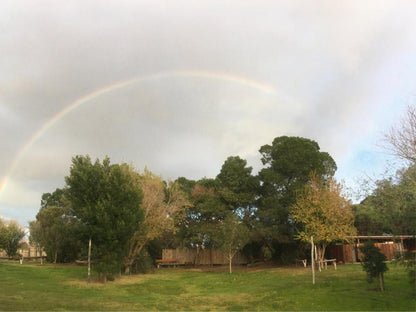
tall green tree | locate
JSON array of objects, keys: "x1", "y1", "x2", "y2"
[
  {"x1": 216, "y1": 156, "x2": 259, "y2": 221},
  {"x1": 178, "y1": 178, "x2": 228, "y2": 264},
  {"x1": 30, "y1": 188, "x2": 81, "y2": 263},
  {"x1": 65, "y1": 156, "x2": 144, "y2": 280},
  {"x1": 256, "y1": 136, "x2": 337, "y2": 261},
  {"x1": 40, "y1": 188, "x2": 66, "y2": 209}
]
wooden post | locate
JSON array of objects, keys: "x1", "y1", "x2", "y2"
[
  {"x1": 311, "y1": 236, "x2": 315, "y2": 285},
  {"x1": 88, "y1": 238, "x2": 91, "y2": 285},
  {"x1": 400, "y1": 237, "x2": 404, "y2": 259}
]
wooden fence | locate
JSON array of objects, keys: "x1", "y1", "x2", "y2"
[
  {"x1": 0, "y1": 245, "x2": 46, "y2": 259},
  {"x1": 329, "y1": 241, "x2": 405, "y2": 263},
  {"x1": 162, "y1": 248, "x2": 247, "y2": 266}
]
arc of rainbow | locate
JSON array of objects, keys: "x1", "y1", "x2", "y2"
[{"x1": 0, "y1": 70, "x2": 278, "y2": 198}]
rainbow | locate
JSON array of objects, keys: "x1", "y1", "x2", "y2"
[{"x1": 0, "y1": 70, "x2": 278, "y2": 198}]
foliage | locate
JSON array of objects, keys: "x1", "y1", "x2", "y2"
[
  {"x1": 256, "y1": 136, "x2": 337, "y2": 259},
  {"x1": 29, "y1": 188, "x2": 81, "y2": 263},
  {"x1": 402, "y1": 250, "x2": 416, "y2": 287},
  {"x1": 359, "y1": 241, "x2": 389, "y2": 291},
  {"x1": 355, "y1": 165, "x2": 416, "y2": 236},
  {"x1": 216, "y1": 156, "x2": 259, "y2": 219},
  {"x1": 40, "y1": 188, "x2": 66, "y2": 209},
  {"x1": 65, "y1": 156, "x2": 144, "y2": 279},
  {"x1": 27, "y1": 135, "x2": 343, "y2": 269},
  {"x1": 217, "y1": 213, "x2": 250, "y2": 273},
  {"x1": 124, "y1": 169, "x2": 189, "y2": 273},
  {"x1": 0, "y1": 219, "x2": 26, "y2": 258},
  {"x1": 129, "y1": 248, "x2": 155, "y2": 274},
  {"x1": 179, "y1": 178, "x2": 228, "y2": 253},
  {"x1": 291, "y1": 172, "x2": 356, "y2": 265}
]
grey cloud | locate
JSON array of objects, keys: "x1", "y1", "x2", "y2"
[{"x1": 1, "y1": 0, "x2": 416, "y2": 226}]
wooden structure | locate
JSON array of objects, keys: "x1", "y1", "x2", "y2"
[
  {"x1": 156, "y1": 259, "x2": 179, "y2": 268},
  {"x1": 0, "y1": 244, "x2": 46, "y2": 260},
  {"x1": 296, "y1": 259, "x2": 307, "y2": 267},
  {"x1": 322, "y1": 259, "x2": 337, "y2": 270},
  {"x1": 162, "y1": 248, "x2": 247, "y2": 266},
  {"x1": 328, "y1": 235, "x2": 415, "y2": 263}
]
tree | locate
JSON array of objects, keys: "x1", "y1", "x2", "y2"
[
  {"x1": 65, "y1": 156, "x2": 144, "y2": 281},
  {"x1": 291, "y1": 172, "x2": 356, "y2": 269},
  {"x1": 355, "y1": 165, "x2": 416, "y2": 236},
  {"x1": 124, "y1": 169, "x2": 189, "y2": 274},
  {"x1": 29, "y1": 188, "x2": 81, "y2": 263},
  {"x1": 217, "y1": 213, "x2": 250, "y2": 273},
  {"x1": 359, "y1": 241, "x2": 388, "y2": 291},
  {"x1": 216, "y1": 156, "x2": 259, "y2": 221},
  {"x1": 0, "y1": 219, "x2": 6, "y2": 249},
  {"x1": 178, "y1": 178, "x2": 228, "y2": 265},
  {"x1": 40, "y1": 188, "x2": 66, "y2": 209},
  {"x1": 0, "y1": 219, "x2": 26, "y2": 258},
  {"x1": 383, "y1": 105, "x2": 416, "y2": 163},
  {"x1": 30, "y1": 207, "x2": 81, "y2": 263},
  {"x1": 256, "y1": 136, "x2": 337, "y2": 261}
]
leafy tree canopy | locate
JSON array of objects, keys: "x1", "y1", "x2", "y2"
[
  {"x1": 30, "y1": 189, "x2": 81, "y2": 263},
  {"x1": 0, "y1": 219, "x2": 26, "y2": 258},
  {"x1": 291, "y1": 172, "x2": 356, "y2": 249},
  {"x1": 65, "y1": 155, "x2": 144, "y2": 277},
  {"x1": 216, "y1": 156, "x2": 259, "y2": 217},
  {"x1": 256, "y1": 136, "x2": 337, "y2": 247},
  {"x1": 355, "y1": 164, "x2": 416, "y2": 235},
  {"x1": 124, "y1": 168, "x2": 189, "y2": 273}
]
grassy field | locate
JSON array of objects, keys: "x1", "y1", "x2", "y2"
[{"x1": 0, "y1": 261, "x2": 414, "y2": 311}]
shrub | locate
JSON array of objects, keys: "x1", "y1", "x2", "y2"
[{"x1": 359, "y1": 241, "x2": 388, "y2": 291}]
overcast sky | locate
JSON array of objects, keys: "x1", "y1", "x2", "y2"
[{"x1": 1, "y1": 0, "x2": 415, "y2": 228}]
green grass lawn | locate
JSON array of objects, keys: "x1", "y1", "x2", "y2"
[{"x1": 0, "y1": 261, "x2": 414, "y2": 311}]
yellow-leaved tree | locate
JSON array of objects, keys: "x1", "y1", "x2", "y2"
[
  {"x1": 291, "y1": 172, "x2": 356, "y2": 269},
  {"x1": 124, "y1": 169, "x2": 189, "y2": 274}
]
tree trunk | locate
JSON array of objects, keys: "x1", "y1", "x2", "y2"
[
  {"x1": 315, "y1": 245, "x2": 321, "y2": 271},
  {"x1": 311, "y1": 236, "x2": 315, "y2": 285},
  {"x1": 124, "y1": 242, "x2": 146, "y2": 274},
  {"x1": 87, "y1": 238, "x2": 91, "y2": 284},
  {"x1": 315, "y1": 244, "x2": 327, "y2": 271},
  {"x1": 194, "y1": 245, "x2": 200, "y2": 267},
  {"x1": 54, "y1": 250, "x2": 57, "y2": 264},
  {"x1": 125, "y1": 265, "x2": 131, "y2": 275},
  {"x1": 379, "y1": 273, "x2": 385, "y2": 292},
  {"x1": 229, "y1": 254, "x2": 232, "y2": 274}
]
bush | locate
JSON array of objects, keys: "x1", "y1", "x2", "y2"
[
  {"x1": 359, "y1": 241, "x2": 388, "y2": 291},
  {"x1": 402, "y1": 251, "x2": 416, "y2": 286},
  {"x1": 131, "y1": 250, "x2": 154, "y2": 274}
]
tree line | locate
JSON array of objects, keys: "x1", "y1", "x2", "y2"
[
  {"x1": 23, "y1": 136, "x2": 356, "y2": 278},
  {"x1": 1, "y1": 114, "x2": 414, "y2": 280}
]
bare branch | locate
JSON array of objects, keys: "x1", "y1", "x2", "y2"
[{"x1": 383, "y1": 105, "x2": 416, "y2": 163}]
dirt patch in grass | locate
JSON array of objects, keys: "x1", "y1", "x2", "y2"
[{"x1": 66, "y1": 270, "x2": 181, "y2": 287}]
